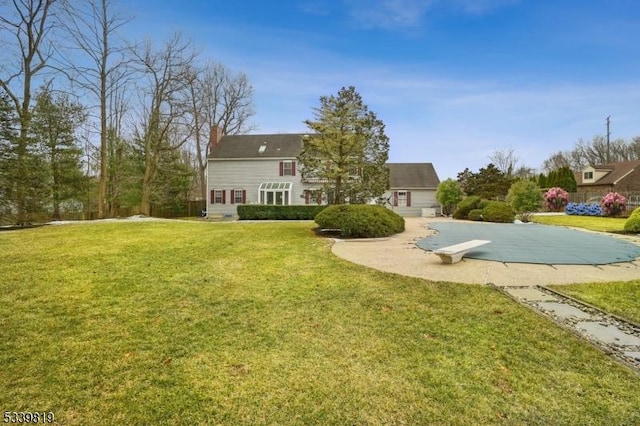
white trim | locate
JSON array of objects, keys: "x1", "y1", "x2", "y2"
[{"x1": 258, "y1": 182, "x2": 292, "y2": 205}]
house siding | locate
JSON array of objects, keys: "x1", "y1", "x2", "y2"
[
  {"x1": 577, "y1": 168, "x2": 640, "y2": 196},
  {"x1": 207, "y1": 158, "x2": 315, "y2": 215},
  {"x1": 382, "y1": 189, "x2": 439, "y2": 217}
]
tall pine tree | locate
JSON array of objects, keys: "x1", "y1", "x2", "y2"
[
  {"x1": 298, "y1": 86, "x2": 389, "y2": 204},
  {"x1": 31, "y1": 88, "x2": 87, "y2": 220},
  {"x1": 0, "y1": 90, "x2": 18, "y2": 222}
]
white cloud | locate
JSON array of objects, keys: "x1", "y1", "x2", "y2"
[
  {"x1": 448, "y1": 0, "x2": 520, "y2": 15},
  {"x1": 344, "y1": 0, "x2": 434, "y2": 30}
]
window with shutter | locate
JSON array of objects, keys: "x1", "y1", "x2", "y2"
[
  {"x1": 281, "y1": 161, "x2": 294, "y2": 176},
  {"x1": 232, "y1": 189, "x2": 244, "y2": 204},
  {"x1": 212, "y1": 189, "x2": 224, "y2": 204},
  {"x1": 396, "y1": 191, "x2": 408, "y2": 207}
]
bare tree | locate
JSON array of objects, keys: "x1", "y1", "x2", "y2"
[
  {"x1": 575, "y1": 136, "x2": 630, "y2": 166},
  {"x1": 61, "y1": 0, "x2": 132, "y2": 218},
  {"x1": 131, "y1": 33, "x2": 196, "y2": 216},
  {"x1": 184, "y1": 61, "x2": 255, "y2": 200},
  {"x1": 104, "y1": 67, "x2": 131, "y2": 216},
  {"x1": 628, "y1": 137, "x2": 640, "y2": 160},
  {"x1": 489, "y1": 148, "x2": 518, "y2": 177},
  {"x1": 0, "y1": 0, "x2": 59, "y2": 224},
  {"x1": 542, "y1": 151, "x2": 572, "y2": 173}
]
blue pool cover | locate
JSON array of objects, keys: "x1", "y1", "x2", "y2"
[{"x1": 416, "y1": 222, "x2": 640, "y2": 265}]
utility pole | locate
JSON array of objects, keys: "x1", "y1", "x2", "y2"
[{"x1": 606, "y1": 115, "x2": 611, "y2": 163}]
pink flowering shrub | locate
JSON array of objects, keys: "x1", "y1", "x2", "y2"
[
  {"x1": 601, "y1": 192, "x2": 627, "y2": 217},
  {"x1": 544, "y1": 187, "x2": 568, "y2": 212}
]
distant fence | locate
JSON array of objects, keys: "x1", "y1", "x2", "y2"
[
  {"x1": 567, "y1": 192, "x2": 640, "y2": 208},
  {"x1": 0, "y1": 200, "x2": 207, "y2": 225}
]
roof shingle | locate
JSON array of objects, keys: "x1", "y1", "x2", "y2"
[{"x1": 210, "y1": 134, "x2": 306, "y2": 158}]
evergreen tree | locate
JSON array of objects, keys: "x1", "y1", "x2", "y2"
[
  {"x1": 31, "y1": 88, "x2": 87, "y2": 220},
  {"x1": 537, "y1": 173, "x2": 547, "y2": 189},
  {"x1": 0, "y1": 90, "x2": 18, "y2": 222},
  {"x1": 299, "y1": 86, "x2": 389, "y2": 204},
  {"x1": 555, "y1": 166, "x2": 577, "y2": 192},
  {"x1": 457, "y1": 164, "x2": 512, "y2": 200}
]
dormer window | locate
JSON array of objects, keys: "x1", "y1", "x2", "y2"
[{"x1": 584, "y1": 171, "x2": 593, "y2": 180}]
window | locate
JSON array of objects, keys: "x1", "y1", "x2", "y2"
[
  {"x1": 584, "y1": 171, "x2": 594, "y2": 180},
  {"x1": 304, "y1": 189, "x2": 323, "y2": 205},
  {"x1": 259, "y1": 182, "x2": 292, "y2": 205},
  {"x1": 280, "y1": 161, "x2": 296, "y2": 176},
  {"x1": 211, "y1": 189, "x2": 225, "y2": 204},
  {"x1": 393, "y1": 191, "x2": 412, "y2": 207},
  {"x1": 397, "y1": 191, "x2": 407, "y2": 206},
  {"x1": 231, "y1": 189, "x2": 246, "y2": 205},
  {"x1": 348, "y1": 165, "x2": 362, "y2": 177}
]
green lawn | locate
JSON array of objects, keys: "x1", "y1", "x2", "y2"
[
  {"x1": 1, "y1": 220, "x2": 639, "y2": 425},
  {"x1": 532, "y1": 214, "x2": 640, "y2": 323},
  {"x1": 531, "y1": 214, "x2": 627, "y2": 232},
  {"x1": 549, "y1": 281, "x2": 640, "y2": 324}
]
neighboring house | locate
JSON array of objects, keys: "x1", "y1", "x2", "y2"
[
  {"x1": 381, "y1": 163, "x2": 441, "y2": 217},
  {"x1": 576, "y1": 160, "x2": 640, "y2": 197},
  {"x1": 206, "y1": 132, "x2": 441, "y2": 217}
]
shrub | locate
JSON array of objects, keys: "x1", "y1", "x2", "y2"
[
  {"x1": 544, "y1": 187, "x2": 569, "y2": 212},
  {"x1": 601, "y1": 192, "x2": 627, "y2": 217},
  {"x1": 453, "y1": 196, "x2": 482, "y2": 220},
  {"x1": 624, "y1": 207, "x2": 640, "y2": 232},
  {"x1": 237, "y1": 205, "x2": 328, "y2": 220},
  {"x1": 468, "y1": 209, "x2": 483, "y2": 221},
  {"x1": 435, "y1": 178, "x2": 463, "y2": 216},
  {"x1": 565, "y1": 202, "x2": 602, "y2": 216},
  {"x1": 315, "y1": 204, "x2": 405, "y2": 238},
  {"x1": 508, "y1": 180, "x2": 542, "y2": 222},
  {"x1": 481, "y1": 201, "x2": 515, "y2": 223}
]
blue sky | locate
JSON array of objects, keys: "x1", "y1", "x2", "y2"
[{"x1": 127, "y1": 0, "x2": 640, "y2": 179}]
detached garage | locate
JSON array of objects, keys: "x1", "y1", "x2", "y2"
[{"x1": 383, "y1": 163, "x2": 441, "y2": 217}]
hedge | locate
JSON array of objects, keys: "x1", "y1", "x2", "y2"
[
  {"x1": 481, "y1": 201, "x2": 515, "y2": 223},
  {"x1": 453, "y1": 196, "x2": 482, "y2": 220},
  {"x1": 624, "y1": 207, "x2": 640, "y2": 232},
  {"x1": 315, "y1": 204, "x2": 405, "y2": 238},
  {"x1": 237, "y1": 205, "x2": 328, "y2": 220}
]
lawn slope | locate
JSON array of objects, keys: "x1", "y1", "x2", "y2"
[{"x1": 1, "y1": 221, "x2": 638, "y2": 425}]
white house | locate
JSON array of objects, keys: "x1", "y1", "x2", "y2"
[{"x1": 206, "y1": 132, "x2": 441, "y2": 217}]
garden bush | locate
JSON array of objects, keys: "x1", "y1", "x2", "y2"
[
  {"x1": 544, "y1": 187, "x2": 569, "y2": 212},
  {"x1": 601, "y1": 192, "x2": 627, "y2": 217},
  {"x1": 508, "y1": 180, "x2": 542, "y2": 222},
  {"x1": 468, "y1": 209, "x2": 483, "y2": 221},
  {"x1": 481, "y1": 201, "x2": 515, "y2": 223},
  {"x1": 453, "y1": 196, "x2": 482, "y2": 220},
  {"x1": 315, "y1": 204, "x2": 405, "y2": 238},
  {"x1": 565, "y1": 202, "x2": 602, "y2": 216},
  {"x1": 238, "y1": 205, "x2": 328, "y2": 220},
  {"x1": 624, "y1": 207, "x2": 640, "y2": 232}
]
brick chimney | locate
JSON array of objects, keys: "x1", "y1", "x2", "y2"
[{"x1": 207, "y1": 125, "x2": 223, "y2": 157}]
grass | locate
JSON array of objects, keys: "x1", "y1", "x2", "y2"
[
  {"x1": 549, "y1": 281, "x2": 640, "y2": 324},
  {"x1": 531, "y1": 214, "x2": 627, "y2": 232},
  {"x1": 1, "y1": 220, "x2": 639, "y2": 425},
  {"x1": 533, "y1": 214, "x2": 640, "y2": 323}
]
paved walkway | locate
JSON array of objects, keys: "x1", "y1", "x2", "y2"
[{"x1": 330, "y1": 217, "x2": 640, "y2": 286}]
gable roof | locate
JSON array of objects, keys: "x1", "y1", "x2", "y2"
[
  {"x1": 209, "y1": 133, "x2": 306, "y2": 159},
  {"x1": 386, "y1": 163, "x2": 440, "y2": 189},
  {"x1": 578, "y1": 160, "x2": 640, "y2": 186}
]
